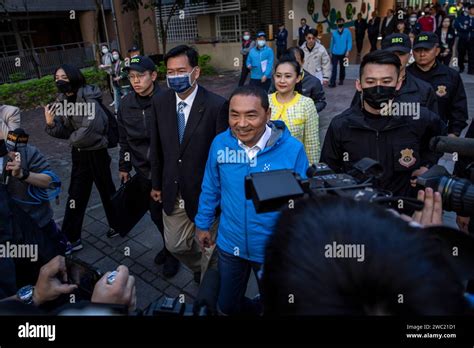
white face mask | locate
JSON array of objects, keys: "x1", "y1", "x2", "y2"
[
  {"x1": 102, "y1": 48, "x2": 109, "y2": 54},
  {"x1": 112, "y1": 54, "x2": 120, "y2": 61},
  {"x1": 257, "y1": 40, "x2": 266, "y2": 47},
  {"x1": 243, "y1": 35, "x2": 250, "y2": 40}
]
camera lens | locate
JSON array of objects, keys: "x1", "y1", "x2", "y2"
[{"x1": 438, "y1": 177, "x2": 474, "y2": 216}]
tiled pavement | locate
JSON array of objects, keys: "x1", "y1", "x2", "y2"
[{"x1": 19, "y1": 69, "x2": 474, "y2": 310}]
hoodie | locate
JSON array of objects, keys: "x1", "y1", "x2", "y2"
[
  {"x1": 195, "y1": 120, "x2": 309, "y2": 263},
  {"x1": 45, "y1": 85, "x2": 109, "y2": 150}
]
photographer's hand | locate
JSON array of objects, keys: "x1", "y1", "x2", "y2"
[
  {"x1": 412, "y1": 188, "x2": 443, "y2": 227},
  {"x1": 33, "y1": 256, "x2": 78, "y2": 306},
  {"x1": 91, "y1": 265, "x2": 136, "y2": 312},
  {"x1": 410, "y1": 166, "x2": 429, "y2": 187}
]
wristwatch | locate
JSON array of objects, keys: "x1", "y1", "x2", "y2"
[
  {"x1": 17, "y1": 285, "x2": 35, "y2": 305},
  {"x1": 19, "y1": 169, "x2": 30, "y2": 182}
]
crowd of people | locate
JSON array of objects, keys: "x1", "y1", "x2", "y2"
[{"x1": 1, "y1": 1, "x2": 474, "y2": 316}]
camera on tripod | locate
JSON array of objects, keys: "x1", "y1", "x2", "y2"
[{"x1": 245, "y1": 158, "x2": 423, "y2": 213}]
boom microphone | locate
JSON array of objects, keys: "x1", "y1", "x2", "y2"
[{"x1": 430, "y1": 136, "x2": 474, "y2": 158}]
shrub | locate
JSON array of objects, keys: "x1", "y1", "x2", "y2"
[{"x1": 0, "y1": 68, "x2": 108, "y2": 110}]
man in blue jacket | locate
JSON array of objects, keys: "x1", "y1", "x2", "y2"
[
  {"x1": 329, "y1": 18, "x2": 352, "y2": 87},
  {"x1": 246, "y1": 31, "x2": 274, "y2": 92},
  {"x1": 194, "y1": 85, "x2": 309, "y2": 316}
]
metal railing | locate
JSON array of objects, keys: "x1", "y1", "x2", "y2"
[
  {"x1": 156, "y1": 0, "x2": 240, "y2": 18},
  {"x1": 0, "y1": 42, "x2": 96, "y2": 84}
]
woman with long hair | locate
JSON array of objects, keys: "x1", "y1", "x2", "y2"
[{"x1": 44, "y1": 64, "x2": 117, "y2": 252}]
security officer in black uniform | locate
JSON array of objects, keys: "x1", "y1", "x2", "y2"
[
  {"x1": 351, "y1": 33, "x2": 438, "y2": 114},
  {"x1": 117, "y1": 56, "x2": 179, "y2": 278},
  {"x1": 408, "y1": 32, "x2": 468, "y2": 137},
  {"x1": 321, "y1": 50, "x2": 445, "y2": 199}
]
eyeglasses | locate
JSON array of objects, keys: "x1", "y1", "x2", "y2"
[{"x1": 127, "y1": 72, "x2": 148, "y2": 81}]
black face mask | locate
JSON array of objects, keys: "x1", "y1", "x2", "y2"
[
  {"x1": 362, "y1": 85, "x2": 397, "y2": 109},
  {"x1": 338, "y1": 24, "x2": 344, "y2": 28},
  {"x1": 56, "y1": 80, "x2": 73, "y2": 94}
]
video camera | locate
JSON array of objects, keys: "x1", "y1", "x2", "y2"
[
  {"x1": 417, "y1": 165, "x2": 474, "y2": 216},
  {"x1": 245, "y1": 158, "x2": 423, "y2": 213},
  {"x1": 417, "y1": 136, "x2": 474, "y2": 216}
]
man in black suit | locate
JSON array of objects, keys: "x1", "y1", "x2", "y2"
[
  {"x1": 368, "y1": 11, "x2": 381, "y2": 52},
  {"x1": 381, "y1": 9, "x2": 396, "y2": 39},
  {"x1": 298, "y1": 18, "x2": 311, "y2": 47},
  {"x1": 149, "y1": 45, "x2": 229, "y2": 283}
]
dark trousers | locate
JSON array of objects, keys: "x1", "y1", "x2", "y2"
[
  {"x1": 439, "y1": 52, "x2": 453, "y2": 66},
  {"x1": 238, "y1": 56, "x2": 250, "y2": 86},
  {"x1": 330, "y1": 54, "x2": 346, "y2": 85},
  {"x1": 356, "y1": 36, "x2": 364, "y2": 54},
  {"x1": 135, "y1": 174, "x2": 170, "y2": 255},
  {"x1": 277, "y1": 45, "x2": 287, "y2": 59},
  {"x1": 468, "y1": 37, "x2": 474, "y2": 74},
  {"x1": 62, "y1": 147, "x2": 116, "y2": 243},
  {"x1": 217, "y1": 248, "x2": 262, "y2": 315},
  {"x1": 458, "y1": 38, "x2": 468, "y2": 72},
  {"x1": 369, "y1": 34, "x2": 378, "y2": 52},
  {"x1": 249, "y1": 78, "x2": 271, "y2": 93}
]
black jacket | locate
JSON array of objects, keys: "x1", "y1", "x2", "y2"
[
  {"x1": 368, "y1": 17, "x2": 381, "y2": 37},
  {"x1": 150, "y1": 86, "x2": 229, "y2": 220},
  {"x1": 117, "y1": 82, "x2": 161, "y2": 179},
  {"x1": 435, "y1": 27, "x2": 456, "y2": 54},
  {"x1": 321, "y1": 105, "x2": 445, "y2": 197},
  {"x1": 351, "y1": 71, "x2": 439, "y2": 114},
  {"x1": 407, "y1": 61, "x2": 468, "y2": 136},
  {"x1": 354, "y1": 19, "x2": 368, "y2": 38},
  {"x1": 381, "y1": 16, "x2": 396, "y2": 38}
]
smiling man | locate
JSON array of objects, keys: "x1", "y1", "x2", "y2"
[{"x1": 194, "y1": 85, "x2": 309, "y2": 316}]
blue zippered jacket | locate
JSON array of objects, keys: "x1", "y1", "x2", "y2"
[
  {"x1": 330, "y1": 28, "x2": 352, "y2": 55},
  {"x1": 195, "y1": 120, "x2": 309, "y2": 263},
  {"x1": 246, "y1": 45, "x2": 274, "y2": 80}
]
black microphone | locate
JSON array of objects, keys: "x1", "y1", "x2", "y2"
[
  {"x1": 0, "y1": 139, "x2": 7, "y2": 157},
  {"x1": 193, "y1": 268, "x2": 220, "y2": 315},
  {"x1": 429, "y1": 136, "x2": 474, "y2": 158},
  {"x1": 0, "y1": 139, "x2": 10, "y2": 184}
]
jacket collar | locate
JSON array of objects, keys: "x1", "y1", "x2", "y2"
[{"x1": 346, "y1": 105, "x2": 409, "y2": 131}]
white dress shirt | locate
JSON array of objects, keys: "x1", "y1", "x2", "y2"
[
  {"x1": 237, "y1": 124, "x2": 272, "y2": 160},
  {"x1": 175, "y1": 84, "x2": 199, "y2": 126}
]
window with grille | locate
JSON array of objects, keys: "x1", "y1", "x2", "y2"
[
  {"x1": 157, "y1": 15, "x2": 198, "y2": 43},
  {"x1": 216, "y1": 13, "x2": 242, "y2": 42}
]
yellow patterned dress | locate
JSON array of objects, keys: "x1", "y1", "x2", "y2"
[{"x1": 269, "y1": 92, "x2": 320, "y2": 164}]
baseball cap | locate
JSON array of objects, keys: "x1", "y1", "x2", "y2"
[
  {"x1": 257, "y1": 31, "x2": 266, "y2": 38},
  {"x1": 128, "y1": 45, "x2": 140, "y2": 53},
  {"x1": 124, "y1": 56, "x2": 156, "y2": 73},
  {"x1": 413, "y1": 32, "x2": 439, "y2": 50},
  {"x1": 382, "y1": 33, "x2": 412, "y2": 53}
]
